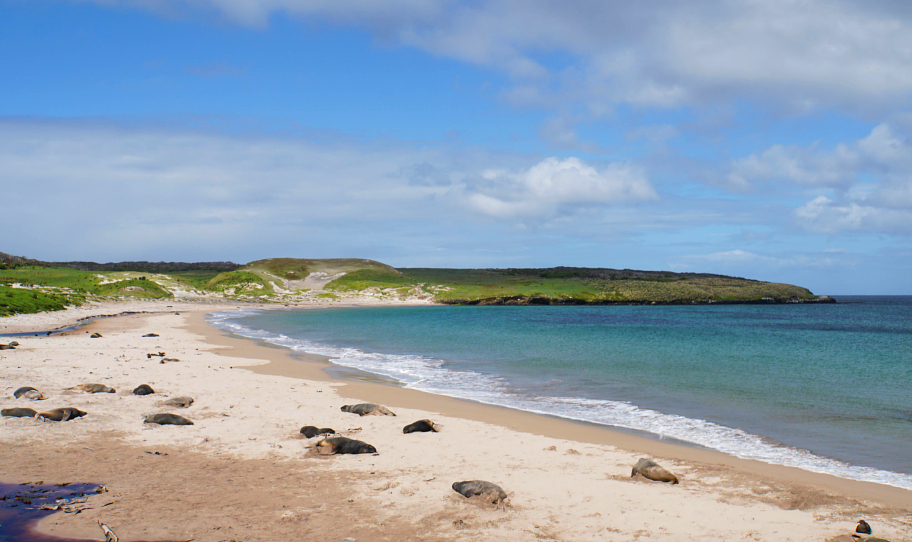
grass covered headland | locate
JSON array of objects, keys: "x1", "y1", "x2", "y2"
[{"x1": 0, "y1": 252, "x2": 830, "y2": 317}]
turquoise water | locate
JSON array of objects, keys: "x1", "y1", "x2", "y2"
[{"x1": 208, "y1": 296, "x2": 912, "y2": 489}]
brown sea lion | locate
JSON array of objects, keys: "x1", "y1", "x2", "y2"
[
  {"x1": 403, "y1": 419, "x2": 439, "y2": 433},
  {"x1": 90, "y1": 333, "x2": 102, "y2": 338},
  {"x1": 300, "y1": 426, "x2": 336, "y2": 438},
  {"x1": 631, "y1": 458, "x2": 679, "y2": 484},
  {"x1": 133, "y1": 384, "x2": 155, "y2": 395},
  {"x1": 38, "y1": 408, "x2": 87, "y2": 422},
  {"x1": 8, "y1": 341, "x2": 18, "y2": 346},
  {"x1": 72, "y1": 383, "x2": 116, "y2": 393},
  {"x1": 0, "y1": 344, "x2": 15, "y2": 350},
  {"x1": 160, "y1": 396, "x2": 193, "y2": 407},
  {"x1": 142, "y1": 333, "x2": 159, "y2": 337},
  {"x1": 315, "y1": 436, "x2": 377, "y2": 455},
  {"x1": 856, "y1": 520, "x2": 872, "y2": 534},
  {"x1": 144, "y1": 413, "x2": 194, "y2": 425},
  {"x1": 452, "y1": 480, "x2": 508, "y2": 504},
  {"x1": 340, "y1": 403, "x2": 396, "y2": 416},
  {"x1": 14, "y1": 386, "x2": 45, "y2": 400},
  {"x1": 2, "y1": 407, "x2": 38, "y2": 418}
]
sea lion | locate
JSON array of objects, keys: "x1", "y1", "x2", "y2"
[
  {"x1": 403, "y1": 419, "x2": 439, "y2": 433},
  {"x1": 133, "y1": 384, "x2": 155, "y2": 395},
  {"x1": 452, "y1": 480, "x2": 508, "y2": 504},
  {"x1": 38, "y1": 407, "x2": 87, "y2": 422},
  {"x1": 631, "y1": 458, "x2": 679, "y2": 484},
  {"x1": 160, "y1": 396, "x2": 194, "y2": 407},
  {"x1": 2, "y1": 407, "x2": 38, "y2": 418},
  {"x1": 147, "y1": 352, "x2": 165, "y2": 358},
  {"x1": 856, "y1": 520, "x2": 872, "y2": 535},
  {"x1": 90, "y1": 333, "x2": 102, "y2": 338},
  {"x1": 14, "y1": 386, "x2": 45, "y2": 400},
  {"x1": 315, "y1": 436, "x2": 377, "y2": 455},
  {"x1": 340, "y1": 403, "x2": 396, "y2": 416},
  {"x1": 144, "y1": 413, "x2": 194, "y2": 425},
  {"x1": 72, "y1": 383, "x2": 116, "y2": 394},
  {"x1": 142, "y1": 333, "x2": 159, "y2": 337},
  {"x1": 300, "y1": 425, "x2": 336, "y2": 438},
  {"x1": 0, "y1": 344, "x2": 15, "y2": 350},
  {"x1": 8, "y1": 341, "x2": 18, "y2": 346}
]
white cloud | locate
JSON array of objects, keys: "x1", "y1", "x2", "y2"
[
  {"x1": 461, "y1": 157, "x2": 657, "y2": 220},
  {"x1": 794, "y1": 195, "x2": 912, "y2": 234}
]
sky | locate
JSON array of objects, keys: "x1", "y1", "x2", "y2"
[{"x1": 2, "y1": 0, "x2": 911, "y2": 294}]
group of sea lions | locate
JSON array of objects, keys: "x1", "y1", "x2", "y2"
[{"x1": 2, "y1": 387, "x2": 89, "y2": 422}]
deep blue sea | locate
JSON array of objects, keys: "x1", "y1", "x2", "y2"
[{"x1": 207, "y1": 296, "x2": 912, "y2": 489}]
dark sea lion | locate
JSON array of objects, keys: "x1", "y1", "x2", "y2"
[
  {"x1": 133, "y1": 384, "x2": 155, "y2": 395},
  {"x1": 144, "y1": 413, "x2": 194, "y2": 425},
  {"x1": 160, "y1": 396, "x2": 194, "y2": 407},
  {"x1": 452, "y1": 480, "x2": 508, "y2": 504},
  {"x1": 14, "y1": 386, "x2": 45, "y2": 400},
  {"x1": 142, "y1": 333, "x2": 159, "y2": 337},
  {"x1": 403, "y1": 419, "x2": 439, "y2": 433},
  {"x1": 340, "y1": 403, "x2": 396, "y2": 416},
  {"x1": 38, "y1": 407, "x2": 87, "y2": 422},
  {"x1": 631, "y1": 458, "x2": 679, "y2": 484},
  {"x1": 90, "y1": 333, "x2": 102, "y2": 338},
  {"x1": 73, "y1": 383, "x2": 116, "y2": 393},
  {"x1": 2, "y1": 407, "x2": 38, "y2": 418},
  {"x1": 856, "y1": 520, "x2": 872, "y2": 534},
  {"x1": 8, "y1": 341, "x2": 18, "y2": 346},
  {"x1": 300, "y1": 425, "x2": 336, "y2": 438},
  {"x1": 0, "y1": 344, "x2": 15, "y2": 350},
  {"x1": 315, "y1": 436, "x2": 377, "y2": 455}
]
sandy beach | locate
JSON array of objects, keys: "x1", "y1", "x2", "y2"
[{"x1": 2, "y1": 300, "x2": 910, "y2": 541}]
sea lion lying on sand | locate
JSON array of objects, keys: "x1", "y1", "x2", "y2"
[
  {"x1": 39, "y1": 408, "x2": 87, "y2": 422},
  {"x1": 856, "y1": 519, "x2": 872, "y2": 534},
  {"x1": 300, "y1": 426, "x2": 336, "y2": 438},
  {"x1": 340, "y1": 403, "x2": 396, "y2": 416},
  {"x1": 631, "y1": 458, "x2": 679, "y2": 484},
  {"x1": 0, "y1": 344, "x2": 16, "y2": 350},
  {"x1": 90, "y1": 333, "x2": 102, "y2": 338},
  {"x1": 142, "y1": 333, "x2": 159, "y2": 337},
  {"x1": 14, "y1": 386, "x2": 45, "y2": 400},
  {"x1": 315, "y1": 436, "x2": 377, "y2": 455},
  {"x1": 160, "y1": 396, "x2": 193, "y2": 407},
  {"x1": 144, "y1": 413, "x2": 194, "y2": 425},
  {"x1": 452, "y1": 480, "x2": 508, "y2": 504},
  {"x1": 71, "y1": 383, "x2": 116, "y2": 394},
  {"x1": 403, "y1": 419, "x2": 439, "y2": 433},
  {"x1": 2, "y1": 407, "x2": 38, "y2": 418},
  {"x1": 133, "y1": 384, "x2": 155, "y2": 395}
]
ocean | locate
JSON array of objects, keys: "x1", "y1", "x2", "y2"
[{"x1": 207, "y1": 296, "x2": 912, "y2": 490}]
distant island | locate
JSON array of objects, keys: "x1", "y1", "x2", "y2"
[{"x1": 0, "y1": 252, "x2": 832, "y2": 317}]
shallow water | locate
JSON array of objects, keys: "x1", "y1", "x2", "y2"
[
  {"x1": 0, "y1": 482, "x2": 102, "y2": 542},
  {"x1": 208, "y1": 296, "x2": 912, "y2": 490}
]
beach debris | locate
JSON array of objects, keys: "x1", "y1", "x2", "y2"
[
  {"x1": 403, "y1": 419, "x2": 439, "y2": 433},
  {"x1": 856, "y1": 519, "x2": 872, "y2": 534},
  {"x1": 13, "y1": 386, "x2": 45, "y2": 400},
  {"x1": 98, "y1": 521, "x2": 119, "y2": 542},
  {"x1": 41, "y1": 495, "x2": 90, "y2": 514},
  {"x1": 144, "y1": 413, "x2": 194, "y2": 425},
  {"x1": 452, "y1": 480, "x2": 508, "y2": 505},
  {"x1": 133, "y1": 384, "x2": 155, "y2": 395},
  {"x1": 160, "y1": 396, "x2": 194, "y2": 408},
  {"x1": 38, "y1": 407, "x2": 87, "y2": 422},
  {"x1": 142, "y1": 333, "x2": 159, "y2": 337},
  {"x1": 147, "y1": 352, "x2": 166, "y2": 359},
  {"x1": 90, "y1": 333, "x2": 103, "y2": 338},
  {"x1": 70, "y1": 383, "x2": 116, "y2": 393},
  {"x1": 315, "y1": 436, "x2": 377, "y2": 455},
  {"x1": 300, "y1": 425, "x2": 336, "y2": 438},
  {"x1": 1, "y1": 407, "x2": 38, "y2": 418},
  {"x1": 340, "y1": 403, "x2": 396, "y2": 416},
  {"x1": 631, "y1": 458, "x2": 679, "y2": 484}
]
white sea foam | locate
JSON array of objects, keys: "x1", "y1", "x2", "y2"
[{"x1": 206, "y1": 309, "x2": 912, "y2": 491}]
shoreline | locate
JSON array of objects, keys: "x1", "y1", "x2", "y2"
[
  {"x1": 189, "y1": 309, "x2": 912, "y2": 509},
  {"x1": 2, "y1": 301, "x2": 910, "y2": 541}
]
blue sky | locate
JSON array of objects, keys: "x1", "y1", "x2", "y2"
[{"x1": 2, "y1": 0, "x2": 911, "y2": 294}]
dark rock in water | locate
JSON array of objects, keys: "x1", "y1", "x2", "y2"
[
  {"x1": 340, "y1": 403, "x2": 396, "y2": 416},
  {"x1": 300, "y1": 425, "x2": 336, "y2": 438},
  {"x1": 452, "y1": 480, "x2": 508, "y2": 503},
  {"x1": 90, "y1": 333, "x2": 102, "y2": 338},
  {"x1": 144, "y1": 413, "x2": 193, "y2": 425},
  {"x1": 38, "y1": 408, "x2": 87, "y2": 422},
  {"x1": 403, "y1": 419, "x2": 439, "y2": 433},
  {"x1": 133, "y1": 384, "x2": 155, "y2": 395},
  {"x1": 13, "y1": 386, "x2": 44, "y2": 400},
  {"x1": 2, "y1": 407, "x2": 38, "y2": 418},
  {"x1": 315, "y1": 436, "x2": 377, "y2": 455},
  {"x1": 142, "y1": 333, "x2": 159, "y2": 337}
]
